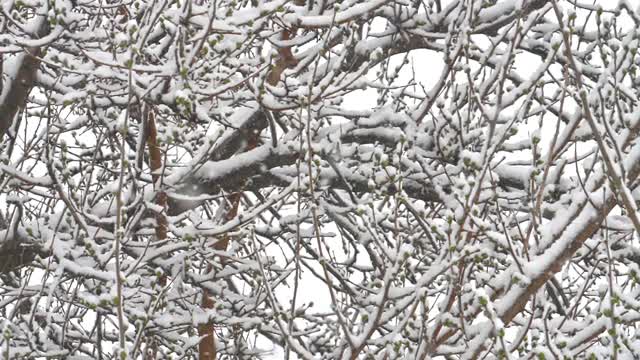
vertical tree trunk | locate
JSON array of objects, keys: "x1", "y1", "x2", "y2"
[
  {"x1": 197, "y1": 26, "x2": 297, "y2": 360},
  {"x1": 144, "y1": 107, "x2": 168, "y2": 360},
  {"x1": 198, "y1": 192, "x2": 240, "y2": 360}
]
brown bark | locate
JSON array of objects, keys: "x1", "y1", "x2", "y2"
[
  {"x1": 197, "y1": 280, "x2": 217, "y2": 360},
  {"x1": 147, "y1": 108, "x2": 168, "y2": 242},
  {"x1": 196, "y1": 26, "x2": 297, "y2": 360},
  {"x1": 197, "y1": 193, "x2": 241, "y2": 360},
  {"x1": 197, "y1": 138, "x2": 257, "y2": 360},
  {"x1": 266, "y1": 28, "x2": 299, "y2": 86},
  {"x1": 144, "y1": 107, "x2": 169, "y2": 360}
]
